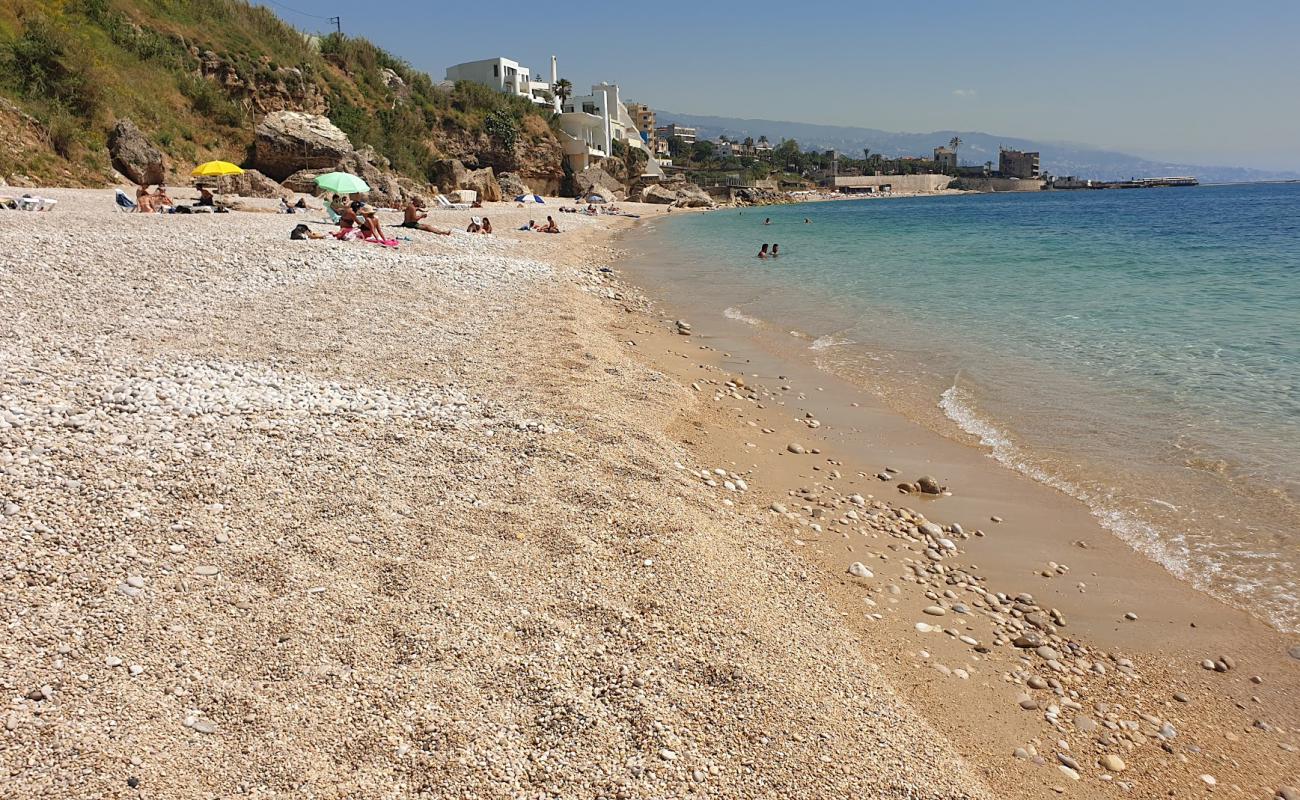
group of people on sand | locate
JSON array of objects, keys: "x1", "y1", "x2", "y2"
[
  {"x1": 135, "y1": 184, "x2": 174, "y2": 213},
  {"x1": 520, "y1": 216, "x2": 560, "y2": 234}
]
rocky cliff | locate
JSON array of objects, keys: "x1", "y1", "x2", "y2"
[{"x1": 0, "y1": 0, "x2": 567, "y2": 193}]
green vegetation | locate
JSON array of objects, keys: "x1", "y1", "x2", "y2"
[
  {"x1": 665, "y1": 134, "x2": 947, "y2": 187},
  {"x1": 0, "y1": 0, "x2": 559, "y2": 184}
]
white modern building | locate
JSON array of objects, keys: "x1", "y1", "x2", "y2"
[
  {"x1": 444, "y1": 56, "x2": 559, "y2": 110},
  {"x1": 556, "y1": 82, "x2": 661, "y2": 176}
]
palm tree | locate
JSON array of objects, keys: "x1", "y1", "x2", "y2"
[
  {"x1": 949, "y1": 136, "x2": 962, "y2": 168},
  {"x1": 554, "y1": 78, "x2": 573, "y2": 109}
]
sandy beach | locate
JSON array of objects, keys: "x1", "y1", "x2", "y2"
[{"x1": 1, "y1": 190, "x2": 1296, "y2": 799}]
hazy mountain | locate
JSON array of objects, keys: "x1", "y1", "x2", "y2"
[{"x1": 656, "y1": 112, "x2": 1300, "y2": 184}]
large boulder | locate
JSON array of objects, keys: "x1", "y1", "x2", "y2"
[
  {"x1": 497, "y1": 172, "x2": 531, "y2": 199},
  {"x1": 675, "y1": 184, "x2": 715, "y2": 208},
  {"x1": 213, "y1": 168, "x2": 291, "y2": 199},
  {"x1": 640, "y1": 184, "x2": 678, "y2": 204},
  {"x1": 431, "y1": 158, "x2": 470, "y2": 194},
  {"x1": 108, "y1": 119, "x2": 165, "y2": 185},
  {"x1": 253, "y1": 110, "x2": 353, "y2": 181},
  {"x1": 462, "y1": 166, "x2": 501, "y2": 202},
  {"x1": 574, "y1": 166, "x2": 620, "y2": 196}
]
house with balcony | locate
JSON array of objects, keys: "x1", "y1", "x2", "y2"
[
  {"x1": 556, "y1": 82, "x2": 662, "y2": 176},
  {"x1": 445, "y1": 56, "x2": 559, "y2": 110}
]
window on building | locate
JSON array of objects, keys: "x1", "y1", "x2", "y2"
[{"x1": 493, "y1": 65, "x2": 499, "y2": 77}]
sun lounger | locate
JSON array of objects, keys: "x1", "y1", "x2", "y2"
[
  {"x1": 434, "y1": 194, "x2": 471, "y2": 210},
  {"x1": 114, "y1": 190, "x2": 137, "y2": 213},
  {"x1": 6, "y1": 195, "x2": 57, "y2": 211}
]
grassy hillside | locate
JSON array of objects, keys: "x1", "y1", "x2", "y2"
[{"x1": 0, "y1": 0, "x2": 559, "y2": 186}]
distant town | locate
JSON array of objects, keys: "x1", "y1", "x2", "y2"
[{"x1": 443, "y1": 54, "x2": 1198, "y2": 199}]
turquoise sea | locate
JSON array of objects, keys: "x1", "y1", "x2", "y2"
[{"x1": 627, "y1": 183, "x2": 1300, "y2": 632}]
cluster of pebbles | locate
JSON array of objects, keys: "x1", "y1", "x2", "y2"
[{"x1": 672, "y1": 362, "x2": 1299, "y2": 798}]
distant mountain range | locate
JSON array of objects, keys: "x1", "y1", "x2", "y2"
[{"x1": 656, "y1": 112, "x2": 1300, "y2": 184}]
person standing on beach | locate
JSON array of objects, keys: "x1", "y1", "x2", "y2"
[{"x1": 757, "y1": 244, "x2": 769, "y2": 259}]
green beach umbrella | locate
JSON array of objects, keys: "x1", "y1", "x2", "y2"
[{"x1": 313, "y1": 172, "x2": 370, "y2": 195}]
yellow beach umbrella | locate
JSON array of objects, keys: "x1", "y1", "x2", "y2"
[{"x1": 191, "y1": 161, "x2": 245, "y2": 178}]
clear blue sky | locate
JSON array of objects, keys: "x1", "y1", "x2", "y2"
[{"x1": 258, "y1": 0, "x2": 1300, "y2": 170}]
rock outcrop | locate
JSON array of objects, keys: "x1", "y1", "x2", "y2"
[
  {"x1": 497, "y1": 172, "x2": 531, "y2": 199},
  {"x1": 253, "y1": 111, "x2": 354, "y2": 181},
  {"x1": 675, "y1": 184, "x2": 715, "y2": 208},
  {"x1": 431, "y1": 158, "x2": 500, "y2": 202},
  {"x1": 195, "y1": 49, "x2": 327, "y2": 115},
  {"x1": 212, "y1": 168, "x2": 291, "y2": 199},
  {"x1": 640, "y1": 184, "x2": 678, "y2": 204},
  {"x1": 107, "y1": 119, "x2": 166, "y2": 185},
  {"x1": 639, "y1": 182, "x2": 715, "y2": 208}
]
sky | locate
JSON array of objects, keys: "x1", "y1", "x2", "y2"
[{"x1": 257, "y1": 0, "x2": 1300, "y2": 170}]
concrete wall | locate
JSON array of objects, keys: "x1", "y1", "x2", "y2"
[
  {"x1": 833, "y1": 175, "x2": 953, "y2": 193},
  {"x1": 956, "y1": 177, "x2": 1045, "y2": 192}
]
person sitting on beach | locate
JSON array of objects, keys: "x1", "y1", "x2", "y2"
[
  {"x1": 330, "y1": 194, "x2": 348, "y2": 215},
  {"x1": 771, "y1": 243, "x2": 780, "y2": 257},
  {"x1": 357, "y1": 204, "x2": 385, "y2": 240},
  {"x1": 757, "y1": 243, "x2": 769, "y2": 259},
  {"x1": 399, "y1": 199, "x2": 451, "y2": 235},
  {"x1": 334, "y1": 201, "x2": 361, "y2": 238},
  {"x1": 520, "y1": 219, "x2": 536, "y2": 231},
  {"x1": 136, "y1": 185, "x2": 155, "y2": 213},
  {"x1": 154, "y1": 185, "x2": 174, "y2": 211},
  {"x1": 539, "y1": 215, "x2": 560, "y2": 234},
  {"x1": 467, "y1": 216, "x2": 483, "y2": 234},
  {"x1": 295, "y1": 197, "x2": 307, "y2": 209},
  {"x1": 480, "y1": 217, "x2": 493, "y2": 234},
  {"x1": 195, "y1": 185, "x2": 216, "y2": 207}
]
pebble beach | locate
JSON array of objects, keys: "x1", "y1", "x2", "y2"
[{"x1": 1, "y1": 189, "x2": 1296, "y2": 799}]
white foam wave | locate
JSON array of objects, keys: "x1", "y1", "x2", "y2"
[
  {"x1": 938, "y1": 382, "x2": 1199, "y2": 588},
  {"x1": 722, "y1": 307, "x2": 762, "y2": 326},
  {"x1": 810, "y1": 334, "x2": 856, "y2": 352}
]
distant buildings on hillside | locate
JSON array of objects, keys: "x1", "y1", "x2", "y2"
[
  {"x1": 444, "y1": 55, "x2": 659, "y2": 177},
  {"x1": 655, "y1": 123, "x2": 697, "y2": 145},
  {"x1": 444, "y1": 57, "x2": 557, "y2": 111}
]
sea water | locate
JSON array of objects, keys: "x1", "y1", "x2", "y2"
[{"x1": 626, "y1": 183, "x2": 1300, "y2": 632}]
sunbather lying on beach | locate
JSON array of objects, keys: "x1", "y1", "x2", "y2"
[{"x1": 399, "y1": 199, "x2": 451, "y2": 235}]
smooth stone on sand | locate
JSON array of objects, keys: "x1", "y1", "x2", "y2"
[
  {"x1": 193, "y1": 565, "x2": 220, "y2": 576},
  {"x1": 786, "y1": 443, "x2": 806, "y2": 454},
  {"x1": 848, "y1": 562, "x2": 874, "y2": 579},
  {"x1": 923, "y1": 605, "x2": 947, "y2": 616},
  {"x1": 1027, "y1": 676, "x2": 1048, "y2": 690},
  {"x1": 1036, "y1": 646, "x2": 1062, "y2": 661},
  {"x1": 1276, "y1": 786, "x2": 1298, "y2": 800},
  {"x1": 191, "y1": 718, "x2": 217, "y2": 735},
  {"x1": 1100, "y1": 754, "x2": 1126, "y2": 772},
  {"x1": 1200, "y1": 775, "x2": 1216, "y2": 786},
  {"x1": 1289, "y1": 644, "x2": 1300, "y2": 661},
  {"x1": 1017, "y1": 695, "x2": 1039, "y2": 711},
  {"x1": 1058, "y1": 766, "x2": 1080, "y2": 781}
]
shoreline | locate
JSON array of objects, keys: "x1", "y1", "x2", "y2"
[
  {"x1": 608, "y1": 214, "x2": 1300, "y2": 797},
  {"x1": 2, "y1": 189, "x2": 1295, "y2": 798}
]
